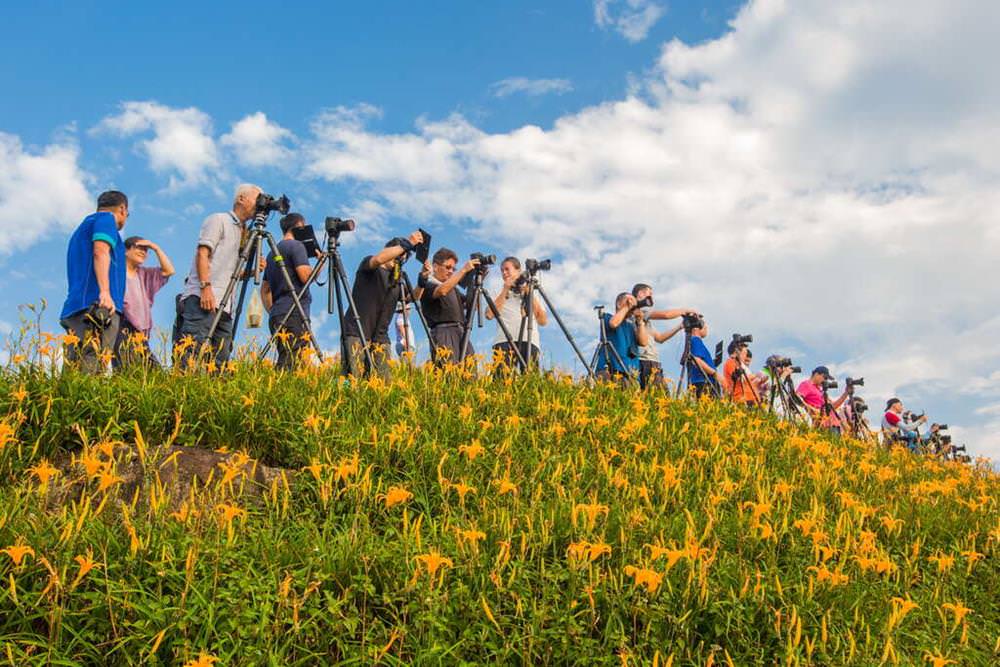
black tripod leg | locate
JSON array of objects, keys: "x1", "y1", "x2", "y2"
[
  {"x1": 534, "y1": 283, "x2": 594, "y2": 380},
  {"x1": 201, "y1": 233, "x2": 259, "y2": 366},
  {"x1": 332, "y1": 251, "x2": 376, "y2": 374},
  {"x1": 480, "y1": 290, "x2": 527, "y2": 369},
  {"x1": 259, "y1": 232, "x2": 324, "y2": 362},
  {"x1": 259, "y1": 255, "x2": 328, "y2": 359}
]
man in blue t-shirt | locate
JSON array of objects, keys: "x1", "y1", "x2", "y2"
[
  {"x1": 593, "y1": 292, "x2": 649, "y2": 383},
  {"x1": 261, "y1": 213, "x2": 315, "y2": 370},
  {"x1": 684, "y1": 318, "x2": 719, "y2": 398},
  {"x1": 59, "y1": 190, "x2": 129, "y2": 373}
]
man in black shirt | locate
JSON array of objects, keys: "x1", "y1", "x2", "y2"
[
  {"x1": 261, "y1": 213, "x2": 314, "y2": 370},
  {"x1": 419, "y1": 247, "x2": 480, "y2": 366},
  {"x1": 342, "y1": 230, "x2": 424, "y2": 378}
]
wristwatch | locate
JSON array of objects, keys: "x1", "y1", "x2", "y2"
[{"x1": 199, "y1": 280, "x2": 212, "y2": 289}]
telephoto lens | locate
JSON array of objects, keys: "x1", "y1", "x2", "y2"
[
  {"x1": 822, "y1": 379, "x2": 838, "y2": 390},
  {"x1": 635, "y1": 296, "x2": 653, "y2": 309},
  {"x1": 255, "y1": 192, "x2": 291, "y2": 215},
  {"x1": 325, "y1": 217, "x2": 356, "y2": 234},
  {"x1": 526, "y1": 258, "x2": 552, "y2": 272}
]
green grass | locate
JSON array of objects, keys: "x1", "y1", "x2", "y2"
[{"x1": 0, "y1": 355, "x2": 997, "y2": 665}]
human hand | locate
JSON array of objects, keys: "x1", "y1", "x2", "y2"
[
  {"x1": 98, "y1": 291, "x2": 115, "y2": 312},
  {"x1": 420, "y1": 260, "x2": 432, "y2": 275},
  {"x1": 462, "y1": 258, "x2": 481, "y2": 273},
  {"x1": 408, "y1": 230, "x2": 424, "y2": 247},
  {"x1": 200, "y1": 286, "x2": 217, "y2": 311}
]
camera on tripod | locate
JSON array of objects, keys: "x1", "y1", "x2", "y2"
[
  {"x1": 255, "y1": 192, "x2": 290, "y2": 216},
  {"x1": 822, "y1": 379, "x2": 839, "y2": 390},
  {"x1": 682, "y1": 312, "x2": 704, "y2": 331},
  {"x1": 767, "y1": 356, "x2": 802, "y2": 374},
  {"x1": 325, "y1": 217, "x2": 356, "y2": 235},
  {"x1": 731, "y1": 333, "x2": 752, "y2": 346},
  {"x1": 471, "y1": 252, "x2": 496, "y2": 267},
  {"x1": 525, "y1": 258, "x2": 550, "y2": 273},
  {"x1": 846, "y1": 377, "x2": 864, "y2": 391},
  {"x1": 851, "y1": 396, "x2": 868, "y2": 413},
  {"x1": 933, "y1": 423, "x2": 948, "y2": 431}
]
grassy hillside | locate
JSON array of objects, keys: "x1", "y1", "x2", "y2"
[{"x1": 0, "y1": 354, "x2": 997, "y2": 665}]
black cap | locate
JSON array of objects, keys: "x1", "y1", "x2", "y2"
[{"x1": 812, "y1": 365, "x2": 831, "y2": 378}]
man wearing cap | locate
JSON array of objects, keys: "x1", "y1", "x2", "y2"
[
  {"x1": 261, "y1": 213, "x2": 316, "y2": 370},
  {"x1": 342, "y1": 230, "x2": 424, "y2": 378},
  {"x1": 796, "y1": 366, "x2": 850, "y2": 432},
  {"x1": 882, "y1": 398, "x2": 938, "y2": 451},
  {"x1": 114, "y1": 235, "x2": 175, "y2": 368}
]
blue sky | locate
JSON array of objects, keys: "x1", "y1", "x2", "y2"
[{"x1": 1, "y1": 0, "x2": 998, "y2": 460}]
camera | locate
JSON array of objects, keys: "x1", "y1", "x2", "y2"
[
  {"x1": 470, "y1": 252, "x2": 496, "y2": 266},
  {"x1": 766, "y1": 356, "x2": 801, "y2": 374},
  {"x1": 933, "y1": 423, "x2": 948, "y2": 431},
  {"x1": 325, "y1": 217, "x2": 356, "y2": 235},
  {"x1": 846, "y1": 377, "x2": 864, "y2": 389},
  {"x1": 731, "y1": 333, "x2": 753, "y2": 346},
  {"x1": 851, "y1": 396, "x2": 868, "y2": 413},
  {"x1": 255, "y1": 192, "x2": 290, "y2": 216},
  {"x1": 953, "y1": 443, "x2": 966, "y2": 452},
  {"x1": 822, "y1": 379, "x2": 838, "y2": 390},
  {"x1": 634, "y1": 295, "x2": 653, "y2": 310},
  {"x1": 682, "y1": 312, "x2": 704, "y2": 331},
  {"x1": 525, "y1": 258, "x2": 551, "y2": 273}
]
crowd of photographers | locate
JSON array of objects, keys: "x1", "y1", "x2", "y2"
[{"x1": 56, "y1": 186, "x2": 969, "y2": 462}]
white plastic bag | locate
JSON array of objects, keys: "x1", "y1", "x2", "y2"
[{"x1": 246, "y1": 289, "x2": 264, "y2": 329}]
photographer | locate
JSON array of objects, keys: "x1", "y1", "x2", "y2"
[
  {"x1": 796, "y1": 366, "x2": 850, "y2": 432},
  {"x1": 60, "y1": 191, "x2": 130, "y2": 374},
  {"x1": 113, "y1": 235, "x2": 175, "y2": 369},
  {"x1": 720, "y1": 338, "x2": 762, "y2": 405},
  {"x1": 419, "y1": 248, "x2": 479, "y2": 365},
  {"x1": 484, "y1": 257, "x2": 548, "y2": 370},
  {"x1": 631, "y1": 283, "x2": 688, "y2": 389},
  {"x1": 882, "y1": 398, "x2": 939, "y2": 451},
  {"x1": 684, "y1": 318, "x2": 719, "y2": 398},
  {"x1": 594, "y1": 292, "x2": 649, "y2": 383},
  {"x1": 260, "y1": 213, "x2": 315, "y2": 371},
  {"x1": 342, "y1": 230, "x2": 424, "y2": 378},
  {"x1": 175, "y1": 183, "x2": 262, "y2": 367}
]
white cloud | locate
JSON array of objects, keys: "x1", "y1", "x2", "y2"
[
  {"x1": 93, "y1": 101, "x2": 219, "y2": 189},
  {"x1": 0, "y1": 132, "x2": 91, "y2": 253},
  {"x1": 490, "y1": 77, "x2": 574, "y2": 98},
  {"x1": 594, "y1": 0, "x2": 666, "y2": 42},
  {"x1": 220, "y1": 112, "x2": 295, "y2": 168},
  {"x1": 297, "y1": 0, "x2": 1000, "y2": 459}
]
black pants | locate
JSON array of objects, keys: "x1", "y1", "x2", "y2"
[
  {"x1": 343, "y1": 335, "x2": 391, "y2": 379},
  {"x1": 639, "y1": 360, "x2": 665, "y2": 390},
  {"x1": 269, "y1": 310, "x2": 310, "y2": 371},
  {"x1": 429, "y1": 324, "x2": 474, "y2": 367},
  {"x1": 492, "y1": 342, "x2": 539, "y2": 372},
  {"x1": 173, "y1": 295, "x2": 234, "y2": 368},
  {"x1": 113, "y1": 319, "x2": 161, "y2": 370}
]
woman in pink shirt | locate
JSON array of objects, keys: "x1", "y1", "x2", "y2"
[{"x1": 113, "y1": 236, "x2": 175, "y2": 369}]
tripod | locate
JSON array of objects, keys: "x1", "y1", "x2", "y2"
[
  {"x1": 257, "y1": 227, "x2": 374, "y2": 373},
  {"x1": 766, "y1": 371, "x2": 809, "y2": 423},
  {"x1": 590, "y1": 306, "x2": 635, "y2": 386},
  {"x1": 675, "y1": 329, "x2": 720, "y2": 399},
  {"x1": 394, "y1": 267, "x2": 432, "y2": 361},
  {"x1": 202, "y1": 210, "x2": 322, "y2": 365},
  {"x1": 458, "y1": 268, "x2": 526, "y2": 368},
  {"x1": 729, "y1": 364, "x2": 763, "y2": 408},
  {"x1": 515, "y1": 269, "x2": 594, "y2": 379}
]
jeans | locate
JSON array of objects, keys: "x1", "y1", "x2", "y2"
[{"x1": 174, "y1": 295, "x2": 234, "y2": 368}]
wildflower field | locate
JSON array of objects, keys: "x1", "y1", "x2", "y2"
[{"x1": 0, "y1": 342, "x2": 998, "y2": 664}]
